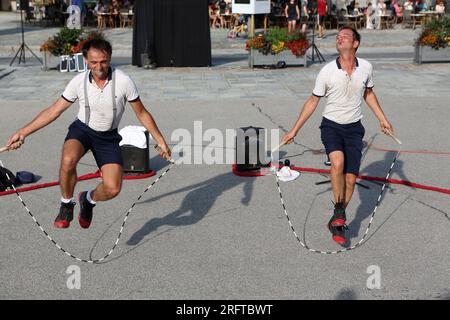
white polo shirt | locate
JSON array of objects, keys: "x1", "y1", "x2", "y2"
[
  {"x1": 312, "y1": 57, "x2": 374, "y2": 125},
  {"x1": 62, "y1": 68, "x2": 139, "y2": 132}
]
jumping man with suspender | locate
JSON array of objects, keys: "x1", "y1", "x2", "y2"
[
  {"x1": 6, "y1": 39, "x2": 171, "y2": 229},
  {"x1": 281, "y1": 27, "x2": 394, "y2": 246}
]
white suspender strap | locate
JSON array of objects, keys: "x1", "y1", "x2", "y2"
[
  {"x1": 83, "y1": 69, "x2": 117, "y2": 130},
  {"x1": 84, "y1": 71, "x2": 90, "y2": 126},
  {"x1": 110, "y1": 69, "x2": 117, "y2": 130}
]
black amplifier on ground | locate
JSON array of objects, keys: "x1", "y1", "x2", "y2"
[
  {"x1": 235, "y1": 126, "x2": 270, "y2": 172},
  {"x1": 120, "y1": 130, "x2": 151, "y2": 173}
]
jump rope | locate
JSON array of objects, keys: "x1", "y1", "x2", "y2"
[
  {"x1": 0, "y1": 145, "x2": 175, "y2": 263},
  {"x1": 272, "y1": 133, "x2": 402, "y2": 254},
  {"x1": 0, "y1": 127, "x2": 444, "y2": 259},
  {"x1": 252, "y1": 102, "x2": 411, "y2": 254}
]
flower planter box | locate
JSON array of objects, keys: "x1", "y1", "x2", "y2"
[
  {"x1": 414, "y1": 45, "x2": 450, "y2": 64},
  {"x1": 249, "y1": 48, "x2": 307, "y2": 68},
  {"x1": 42, "y1": 51, "x2": 61, "y2": 71}
]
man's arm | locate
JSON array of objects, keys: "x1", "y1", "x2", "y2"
[
  {"x1": 129, "y1": 98, "x2": 171, "y2": 160},
  {"x1": 282, "y1": 95, "x2": 321, "y2": 145},
  {"x1": 364, "y1": 87, "x2": 394, "y2": 135},
  {"x1": 6, "y1": 97, "x2": 73, "y2": 150}
]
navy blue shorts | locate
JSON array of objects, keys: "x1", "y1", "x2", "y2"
[
  {"x1": 64, "y1": 119, "x2": 123, "y2": 169},
  {"x1": 320, "y1": 117, "x2": 365, "y2": 175}
]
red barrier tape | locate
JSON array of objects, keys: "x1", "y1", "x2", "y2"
[
  {"x1": 231, "y1": 165, "x2": 450, "y2": 195},
  {"x1": 368, "y1": 144, "x2": 450, "y2": 155},
  {"x1": 0, "y1": 170, "x2": 156, "y2": 197}
]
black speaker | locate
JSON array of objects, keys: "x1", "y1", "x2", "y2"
[
  {"x1": 235, "y1": 126, "x2": 269, "y2": 172},
  {"x1": 120, "y1": 131, "x2": 151, "y2": 173}
]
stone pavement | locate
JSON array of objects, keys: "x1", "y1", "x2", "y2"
[{"x1": 0, "y1": 11, "x2": 449, "y2": 300}]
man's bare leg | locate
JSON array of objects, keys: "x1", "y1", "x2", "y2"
[
  {"x1": 91, "y1": 163, "x2": 123, "y2": 202},
  {"x1": 59, "y1": 139, "x2": 85, "y2": 199},
  {"x1": 78, "y1": 163, "x2": 123, "y2": 229},
  {"x1": 344, "y1": 173, "x2": 358, "y2": 208},
  {"x1": 329, "y1": 150, "x2": 346, "y2": 204},
  {"x1": 328, "y1": 150, "x2": 348, "y2": 245}
]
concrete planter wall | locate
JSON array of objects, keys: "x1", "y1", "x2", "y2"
[
  {"x1": 249, "y1": 48, "x2": 307, "y2": 68},
  {"x1": 414, "y1": 45, "x2": 450, "y2": 64},
  {"x1": 42, "y1": 51, "x2": 60, "y2": 71}
]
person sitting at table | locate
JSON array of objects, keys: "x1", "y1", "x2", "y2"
[
  {"x1": 224, "y1": 0, "x2": 232, "y2": 14},
  {"x1": 435, "y1": 0, "x2": 446, "y2": 13},
  {"x1": 365, "y1": 2, "x2": 376, "y2": 29},
  {"x1": 218, "y1": 0, "x2": 227, "y2": 14},
  {"x1": 94, "y1": 0, "x2": 105, "y2": 28},
  {"x1": 416, "y1": 0, "x2": 428, "y2": 12},
  {"x1": 376, "y1": 0, "x2": 387, "y2": 29},
  {"x1": 109, "y1": 0, "x2": 120, "y2": 28},
  {"x1": 123, "y1": 0, "x2": 132, "y2": 10},
  {"x1": 218, "y1": 0, "x2": 229, "y2": 28},
  {"x1": 403, "y1": 0, "x2": 413, "y2": 11},
  {"x1": 391, "y1": 0, "x2": 403, "y2": 22},
  {"x1": 209, "y1": 2, "x2": 223, "y2": 28},
  {"x1": 346, "y1": 0, "x2": 356, "y2": 14},
  {"x1": 94, "y1": 0, "x2": 105, "y2": 14}
]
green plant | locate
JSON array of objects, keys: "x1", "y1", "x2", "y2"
[
  {"x1": 246, "y1": 27, "x2": 310, "y2": 56},
  {"x1": 40, "y1": 28, "x2": 105, "y2": 56},
  {"x1": 416, "y1": 17, "x2": 450, "y2": 50}
]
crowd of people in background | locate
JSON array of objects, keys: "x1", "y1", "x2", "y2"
[
  {"x1": 23, "y1": 0, "x2": 135, "y2": 28},
  {"x1": 364, "y1": 0, "x2": 446, "y2": 30},
  {"x1": 271, "y1": 0, "x2": 446, "y2": 33},
  {"x1": 93, "y1": 0, "x2": 134, "y2": 28},
  {"x1": 209, "y1": 0, "x2": 233, "y2": 28},
  {"x1": 24, "y1": 0, "x2": 448, "y2": 31}
]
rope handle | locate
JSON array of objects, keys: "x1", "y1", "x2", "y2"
[
  {"x1": 387, "y1": 132, "x2": 402, "y2": 145},
  {"x1": 154, "y1": 145, "x2": 175, "y2": 163},
  {"x1": 1, "y1": 138, "x2": 25, "y2": 153}
]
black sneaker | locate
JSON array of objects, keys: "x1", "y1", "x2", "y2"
[
  {"x1": 54, "y1": 202, "x2": 75, "y2": 228},
  {"x1": 78, "y1": 191, "x2": 95, "y2": 229},
  {"x1": 327, "y1": 202, "x2": 348, "y2": 245}
]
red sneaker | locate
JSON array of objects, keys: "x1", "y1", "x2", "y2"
[
  {"x1": 328, "y1": 222, "x2": 349, "y2": 246},
  {"x1": 327, "y1": 202, "x2": 348, "y2": 246}
]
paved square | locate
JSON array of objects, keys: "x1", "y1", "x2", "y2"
[{"x1": 0, "y1": 11, "x2": 449, "y2": 299}]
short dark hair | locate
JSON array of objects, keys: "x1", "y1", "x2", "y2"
[
  {"x1": 82, "y1": 39, "x2": 112, "y2": 58},
  {"x1": 338, "y1": 26, "x2": 361, "y2": 50}
]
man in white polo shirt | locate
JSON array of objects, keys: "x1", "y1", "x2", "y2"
[
  {"x1": 281, "y1": 26, "x2": 394, "y2": 246},
  {"x1": 7, "y1": 39, "x2": 171, "y2": 229}
]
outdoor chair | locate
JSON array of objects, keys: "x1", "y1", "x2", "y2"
[
  {"x1": 412, "y1": 12, "x2": 425, "y2": 29},
  {"x1": 380, "y1": 10, "x2": 396, "y2": 29},
  {"x1": 325, "y1": 13, "x2": 335, "y2": 29},
  {"x1": 336, "y1": 10, "x2": 350, "y2": 28},
  {"x1": 402, "y1": 9, "x2": 413, "y2": 28}
]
